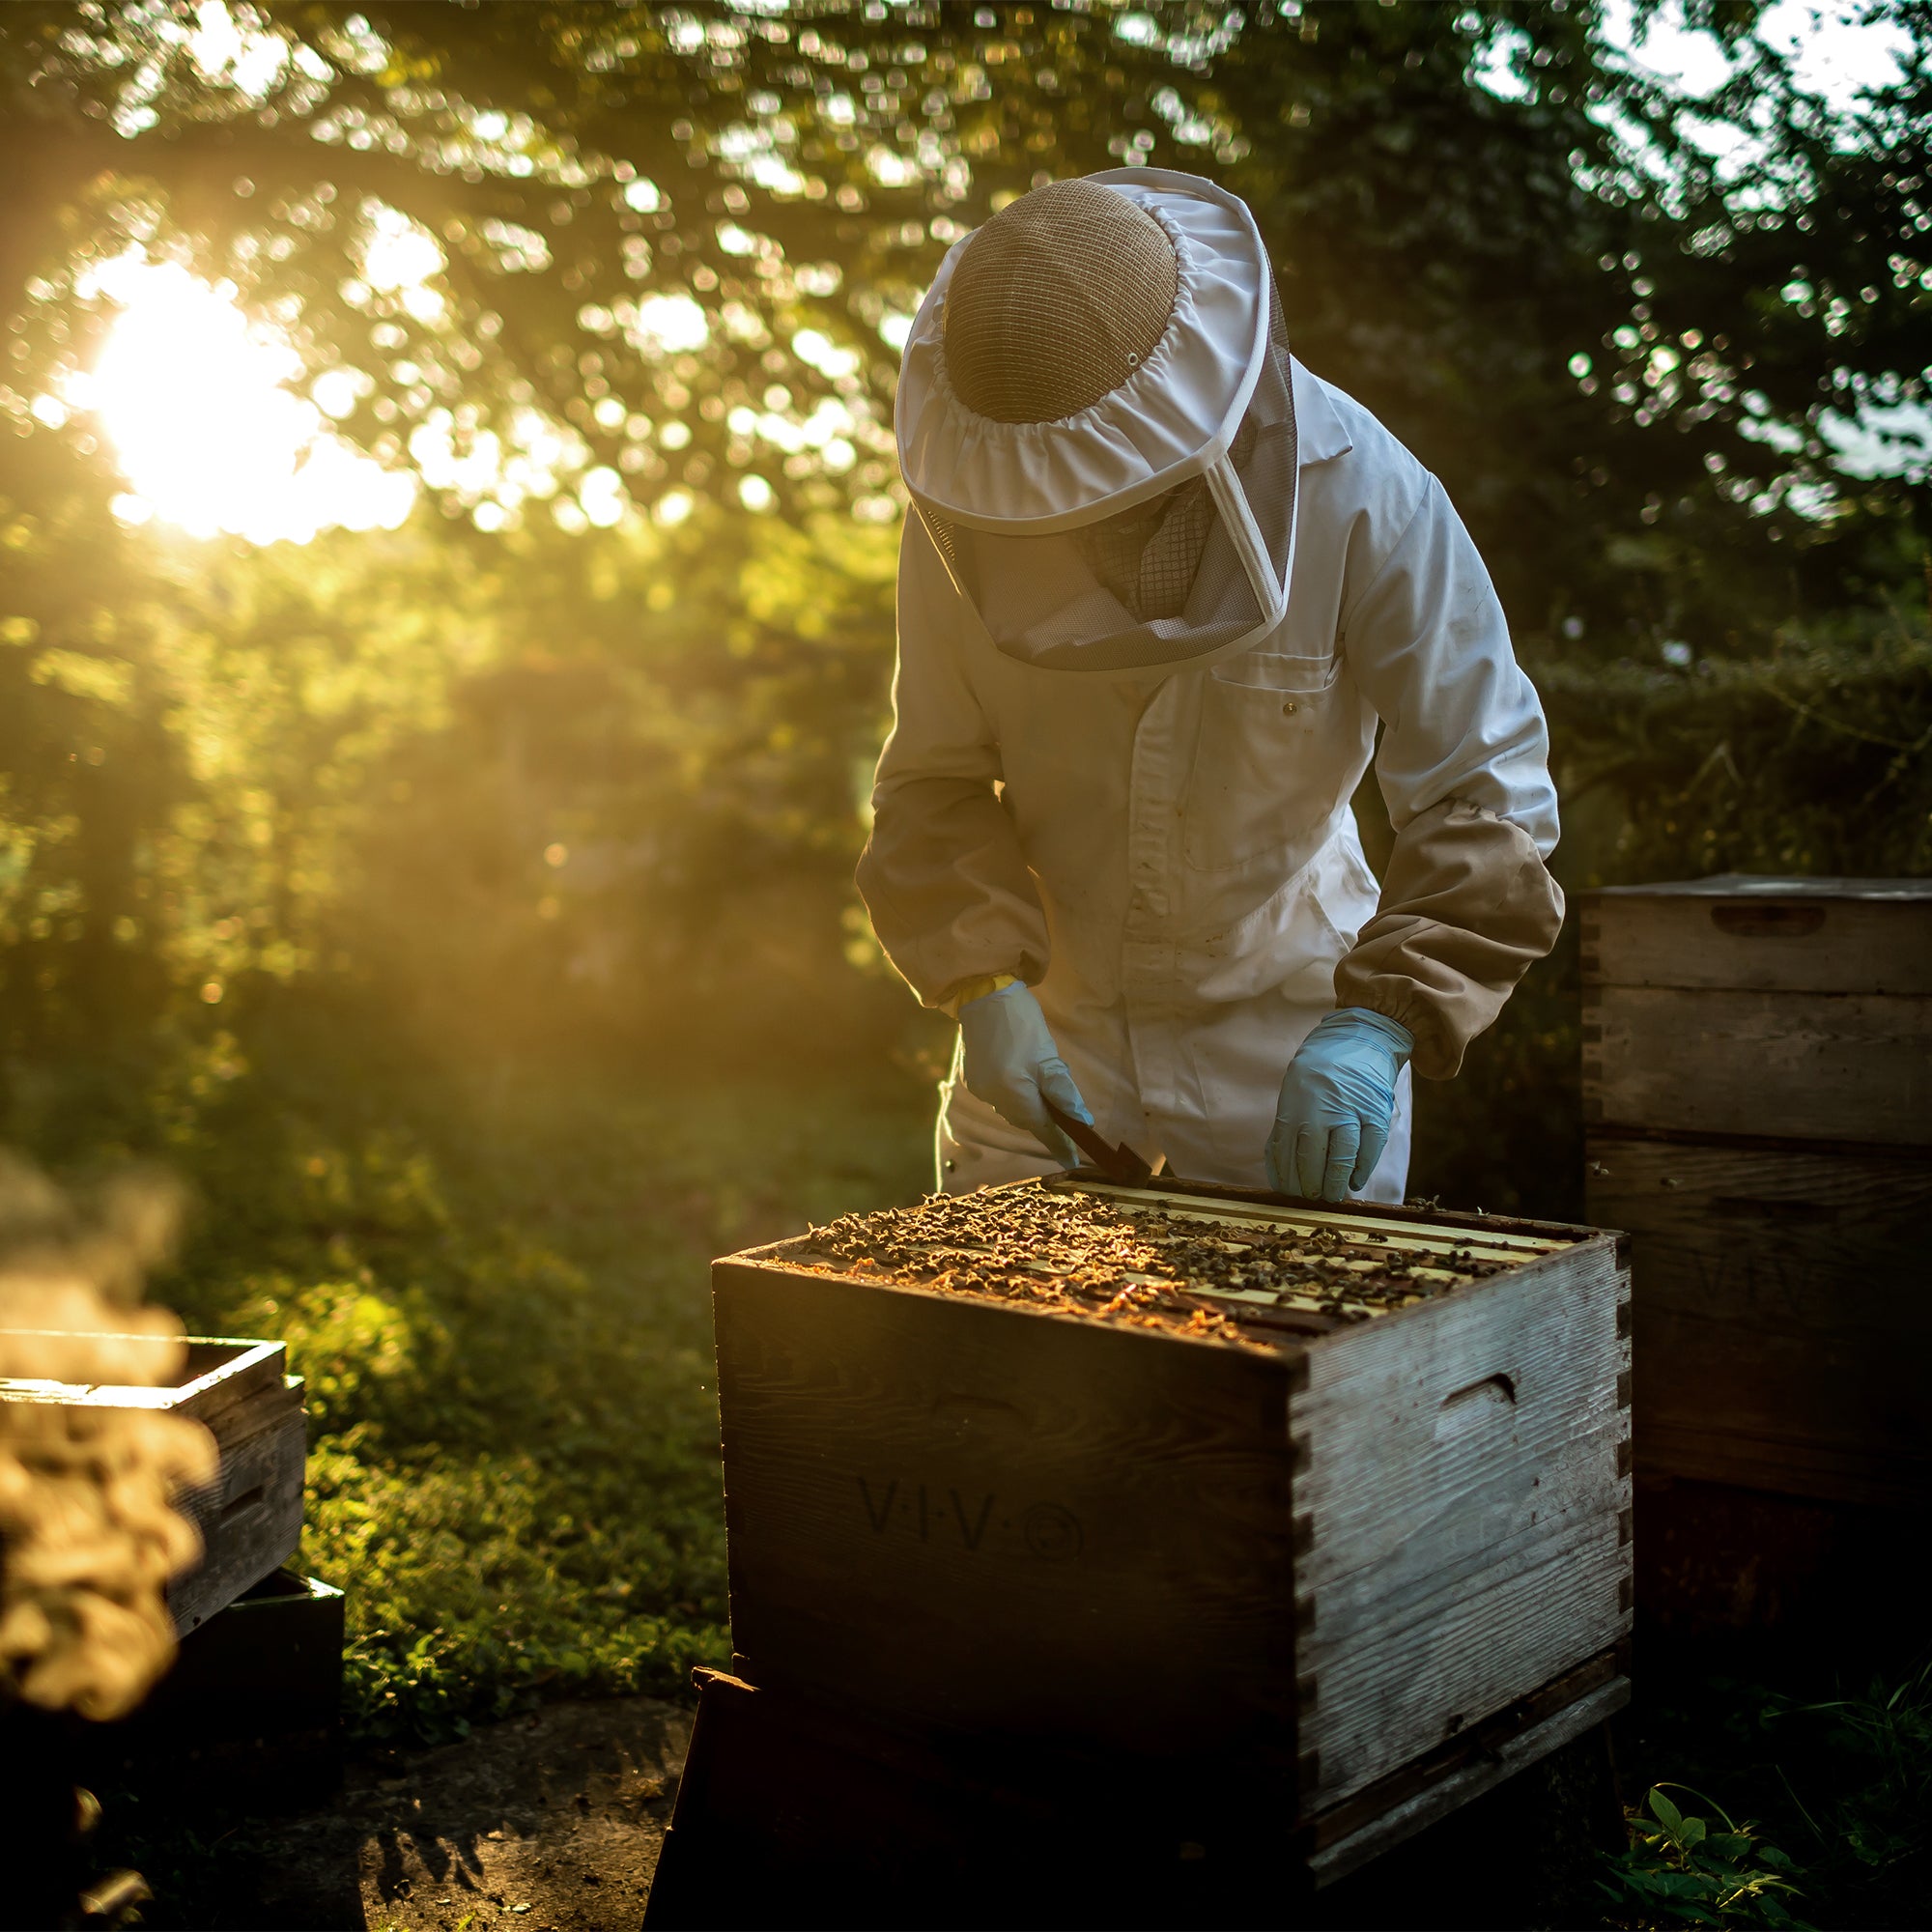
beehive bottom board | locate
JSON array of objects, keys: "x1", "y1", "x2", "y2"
[{"x1": 714, "y1": 1175, "x2": 1634, "y2": 1827}]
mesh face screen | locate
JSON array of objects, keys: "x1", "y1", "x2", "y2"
[
  {"x1": 916, "y1": 261, "x2": 1299, "y2": 674},
  {"x1": 1070, "y1": 416, "x2": 1259, "y2": 622},
  {"x1": 945, "y1": 180, "x2": 1179, "y2": 426}
]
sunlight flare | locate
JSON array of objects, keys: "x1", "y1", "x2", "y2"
[{"x1": 61, "y1": 251, "x2": 415, "y2": 545}]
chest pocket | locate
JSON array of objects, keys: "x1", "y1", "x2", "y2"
[{"x1": 1182, "y1": 648, "x2": 1350, "y2": 873}]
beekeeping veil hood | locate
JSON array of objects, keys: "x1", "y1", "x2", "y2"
[{"x1": 896, "y1": 168, "x2": 1296, "y2": 676}]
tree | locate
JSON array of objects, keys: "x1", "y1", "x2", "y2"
[{"x1": 3, "y1": 2, "x2": 1925, "y2": 641}]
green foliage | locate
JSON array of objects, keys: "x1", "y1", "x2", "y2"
[
  {"x1": 1619, "y1": 1657, "x2": 1932, "y2": 1932},
  {"x1": 3, "y1": 3, "x2": 1926, "y2": 639},
  {"x1": 1601, "y1": 1783, "x2": 1812, "y2": 1929},
  {"x1": 0, "y1": 437, "x2": 901, "y2": 1100},
  {"x1": 1546, "y1": 590, "x2": 1932, "y2": 881}
]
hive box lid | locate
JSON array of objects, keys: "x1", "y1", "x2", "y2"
[{"x1": 0, "y1": 1333, "x2": 290, "y2": 1419}]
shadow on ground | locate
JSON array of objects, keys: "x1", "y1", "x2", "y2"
[
  {"x1": 88, "y1": 1631, "x2": 1929, "y2": 1929},
  {"x1": 106, "y1": 1696, "x2": 689, "y2": 1931}
]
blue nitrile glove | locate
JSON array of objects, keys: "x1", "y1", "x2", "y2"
[
  {"x1": 957, "y1": 980, "x2": 1094, "y2": 1167},
  {"x1": 1265, "y1": 1009, "x2": 1414, "y2": 1203}
]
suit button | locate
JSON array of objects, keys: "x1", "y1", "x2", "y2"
[{"x1": 1282, "y1": 699, "x2": 1298, "y2": 716}]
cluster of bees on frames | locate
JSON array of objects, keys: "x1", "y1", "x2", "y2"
[{"x1": 799, "y1": 1186, "x2": 1510, "y2": 1339}]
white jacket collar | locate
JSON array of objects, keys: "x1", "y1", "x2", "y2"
[{"x1": 1292, "y1": 359, "x2": 1354, "y2": 466}]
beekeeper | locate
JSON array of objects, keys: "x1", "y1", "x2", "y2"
[{"x1": 856, "y1": 170, "x2": 1564, "y2": 1204}]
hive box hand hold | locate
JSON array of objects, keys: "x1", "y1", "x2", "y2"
[
  {"x1": 704, "y1": 1175, "x2": 1633, "y2": 1877},
  {"x1": 0, "y1": 1332, "x2": 307, "y2": 1634}
]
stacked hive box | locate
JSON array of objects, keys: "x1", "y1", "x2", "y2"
[
  {"x1": 681, "y1": 1175, "x2": 1632, "y2": 1901},
  {"x1": 161, "y1": 1340, "x2": 307, "y2": 1632},
  {"x1": 0, "y1": 1332, "x2": 307, "y2": 1632},
  {"x1": 87, "y1": 1570, "x2": 346, "y2": 1804},
  {"x1": 1581, "y1": 877, "x2": 1932, "y2": 1618}
]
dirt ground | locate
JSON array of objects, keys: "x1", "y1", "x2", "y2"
[
  {"x1": 122, "y1": 1696, "x2": 691, "y2": 1932},
  {"x1": 97, "y1": 1691, "x2": 1620, "y2": 1932}
]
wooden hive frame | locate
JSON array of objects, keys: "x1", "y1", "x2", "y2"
[{"x1": 708, "y1": 1175, "x2": 1632, "y2": 1884}]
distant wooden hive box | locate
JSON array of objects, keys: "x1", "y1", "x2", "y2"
[
  {"x1": 1582, "y1": 876, "x2": 1932, "y2": 1516},
  {"x1": 0, "y1": 1333, "x2": 306, "y2": 1634},
  {"x1": 711, "y1": 1176, "x2": 1631, "y2": 1883}
]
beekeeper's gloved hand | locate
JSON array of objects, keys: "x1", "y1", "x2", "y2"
[
  {"x1": 1266, "y1": 1009, "x2": 1414, "y2": 1203},
  {"x1": 958, "y1": 980, "x2": 1093, "y2": 1167}
]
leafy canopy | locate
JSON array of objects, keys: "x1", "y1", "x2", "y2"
[{"x1": 3, "y1": 0, "x2": 1927, "y2": 650}]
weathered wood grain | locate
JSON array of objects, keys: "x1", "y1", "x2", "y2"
[
  {"x1": 1301, "y1": 1646, "x2": 1622, "y2": 1850},
  {"x1": 1581, "y1": 985, "x2": 1931, "y2": 1143},
  {"x1": 1582, "y1": 882, "x2": 1932, "y2": 996},
  {"x1": 1307, "y1": 1677, "x2": 1630, "y2": 1888},
  {"x1": 168, "y1": 1378, "x2": 307, "y2": 1634},
  {"x1": 715, "y1": 1263, "x2": 1301, "y2": 1763},
  {"x1": 1587, "y1": 1133, "x2": 1932, "y2": 1506},
  {"x1": 1292, "y1": 1240, "x2": 1630, "y2": 1813}
]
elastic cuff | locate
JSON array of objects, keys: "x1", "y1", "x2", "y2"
[
  {"x1": 1351, "y1": 997, "x2": 1447, "y2": 1076},
  {"x1": 1337, "y1": 1006, "x2": 1416, "y2": 1060},
  {"x1": 939, "y1": 970, "x2": 1020, "y2": 1019}
]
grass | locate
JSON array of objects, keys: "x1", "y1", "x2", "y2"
[{"x1": 150, "y1": 999, "x2": 938, "y2": 1743}]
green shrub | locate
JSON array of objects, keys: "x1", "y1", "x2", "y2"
[
  {"x1": 136, "y1": 995, "x2": 936, "y2": 1743},
  {"x1": 1601, "y1": 1784, "x2": 1811, "y2": 1929},
  {"x1": 1544, "y1": 598, "x2": 1932, "y2": 883}
]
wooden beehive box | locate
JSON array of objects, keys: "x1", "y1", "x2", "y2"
[
  {"x1": 712, "y1": 1176, "x2": 1631, "y2": 1881},
  {"x1": 1581, "y1": 876, "x2": 1932, "y2": 1513},
  {"x1": 85, "y1": 1569, "x2": 346, "y2": 1804},
  {"x1": 0, "y1": 1332, "x2": 306, "y2": 1634}
]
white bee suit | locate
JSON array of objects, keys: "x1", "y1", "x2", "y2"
[{"x1": 858, "y1": 171, "x2": 1564, "y2": 1197}]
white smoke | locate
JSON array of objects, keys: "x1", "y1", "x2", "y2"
[{"x1": 0, "y1": 1155, "x2": 217, "y2": 1720}]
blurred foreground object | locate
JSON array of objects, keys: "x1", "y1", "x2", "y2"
[
  {"x1": 0, "y1": 1155, "x2": 213, "y2": 1929},
  {"x1": 1, "y1": 1335, "x2": 309, "y2": 1639},
  {"x1": 0, "y1": 1156, "x2": 214, "y2": 1721},
  {"x1": 649, "y1": 1175, "x2": 1632, "y2": 1922},
  {"x1": 1582, "y1": 877, "x2": 1932, "y2": 1637}
]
